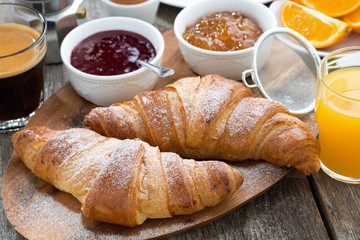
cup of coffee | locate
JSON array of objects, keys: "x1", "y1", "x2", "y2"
[{"x1": 0, "y1": 3, "x2": 47, "y2": 132}]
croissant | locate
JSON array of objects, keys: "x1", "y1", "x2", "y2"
[
  {"x1": 11, "y1": 126, "x2": 243, "y2": 227},
  {"x1": 83, "y1": 74, "x2": 320, "y2": 175}
]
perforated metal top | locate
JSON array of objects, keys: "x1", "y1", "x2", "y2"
[{"x1": 242, "y1": 27, "x2": 321, "y2": 115}]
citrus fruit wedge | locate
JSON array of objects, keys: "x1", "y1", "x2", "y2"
[
  {"x1": 342, "y1": 6, "x2": 360, "y2": 33},
  {"x1": 281, "y1": 0, "x2": 352, "y2": 49},
  {"x1": 300, "y1": 0, "x2": 360, "y2": 17}
]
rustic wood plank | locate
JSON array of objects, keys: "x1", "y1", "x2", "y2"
[
  {"x1": 0, "y1": 1, "x2": 331, "y2": 240},
  {"x1": 171, "y1": 170, "x2": 329, "y2": 240},
  {"x1": 0, "y1": 131, "x2": 25, "y2": 240},
  {"x1": 310, "y1": 172, "x2": 360, "y2": 240}
]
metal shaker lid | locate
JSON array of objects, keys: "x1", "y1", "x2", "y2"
[
  {"x1": 242, "y1": 27, "x2": 321, "y2": 115},
  {"x1": 20, "y1": 0, "x2": 75, "y2": 15}
]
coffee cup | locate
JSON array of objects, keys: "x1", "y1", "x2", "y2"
[{"x1": 0, "y1": 3, "x2": 47, "y2": 132}]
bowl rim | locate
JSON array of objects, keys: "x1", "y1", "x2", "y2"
[
  {"x1": 101, "y1": 0, "x2": 158, "y2": 8},
  {"x1": 60, "y1": 16, "x2": 164, "y2": 82},
  {"x1": 173, "y1": 0, "x2": 277, "y2": 56}
]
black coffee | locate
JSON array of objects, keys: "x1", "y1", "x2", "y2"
[
  {"x1": 0, "y1": 23, "x2": 46, "y2": 121},
  {"x1": 0, "y1": 58, "x2": 45, "y2": 121}
]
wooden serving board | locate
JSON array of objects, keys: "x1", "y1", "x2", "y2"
[{"x1": 2, "y1": 29, "x2": 317, "y2": 240}]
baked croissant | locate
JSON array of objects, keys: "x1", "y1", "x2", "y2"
[
  {"x1": 11, "y1": 126, "x2": 243, "y2": 227},
  {"x1": 83, "y1": 74, "x2": 320, "y2": 175}
]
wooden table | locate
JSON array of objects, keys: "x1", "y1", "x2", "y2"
[{"x1": 1, "y1": 1, "x2": 359, "y2": 239}]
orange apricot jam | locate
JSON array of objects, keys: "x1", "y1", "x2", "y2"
[{"x1": 182, "y1": 11, "x2": 263, "y2": 51}]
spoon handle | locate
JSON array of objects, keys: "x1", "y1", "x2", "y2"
[{"x1": 137, "y1": 59, "x2": 175, "y2": 78}]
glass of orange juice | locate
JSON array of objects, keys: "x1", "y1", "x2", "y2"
[{"x1": 315, "y1": 46, "x2": 360, "y2": 183}]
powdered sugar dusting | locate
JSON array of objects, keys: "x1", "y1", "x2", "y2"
[
  {"x1": 46, "y1": 128, "x2": 104, "y2": 166},
  {"x1": 138, "y1": 93, "x2": 173, "y2": 147},
  {"x1": 160, "y1": 152, "x2": 182, "y2": 205},
  {"x1": 229, "y1": 160, "x2": 289, "y2": 199},
  {"x1": 198, "y1": 82, "x2": 233, "y2": 125},
  {"x1": 6, "y1": 180, "x2": 84, "y2": 240},
  {"x1": 21, "y1": 128, "x2": 43, "y2": 142},
  {"x1": 104, "y1": 139, "x2": 142, "y2": 194},
  {"x1": 225, "y1": 98, "x2": 264, "y2": 138},
  {"x1": 137, "y1": 143, "x2": 170, "y2": 218}
]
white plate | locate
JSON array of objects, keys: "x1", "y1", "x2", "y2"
[
  {"x1": 269, "y1": 0, "x2": 360, "y2": 57},
  {"x1": 160, "y1": 0, "x2": 272, "y2": 8}
]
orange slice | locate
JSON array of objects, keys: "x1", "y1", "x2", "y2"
[
  {"x1": 289, "y1": 0, "x2": 303, "y2": 4},
  {"x1": 342, "y1": 6, "x2": 360, "y2": 33},
  {"x1": 281, "y1": 1, "x2": 352, "y2": 48},
  {"x1": 300, "y1": 0, "x2": 360, "y2": 17}
]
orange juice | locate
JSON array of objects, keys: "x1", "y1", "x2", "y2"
[{"x1": 315, "y1": 67, "x2": 360, "y2": 178}]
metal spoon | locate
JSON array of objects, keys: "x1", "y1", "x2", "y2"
[
  {"x1": 129, "y1": 51, "x2": 174, "y2": 78},
  {"x1": 136, "y1": 59, "x2": 175, "y2": 78}
]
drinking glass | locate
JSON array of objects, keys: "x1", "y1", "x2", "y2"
[
  {"x1": 0, "y1": 3, "x2": 47, "y2": 132},
  {"x1": 315, "y1": 46, "x2": 360, "y2": 183}
]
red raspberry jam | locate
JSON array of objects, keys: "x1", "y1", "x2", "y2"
[{"x1": 70, "y1": 30, "x2": 156, "y2": 76}]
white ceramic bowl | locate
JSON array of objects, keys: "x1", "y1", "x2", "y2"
[
  {"x1": 174, "y1": 0, "x2": 277, "y2": 80},
  {"x1": 102, "y1": 0, "x2": 160, "y2": 24},
  {"x1": 60, "y1": 17, "x2": 164, "y2": 106}
]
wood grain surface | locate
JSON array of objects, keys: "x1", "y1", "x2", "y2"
[{"x1": 2, "y1": 29, "x2": 295, "y2": 240}]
